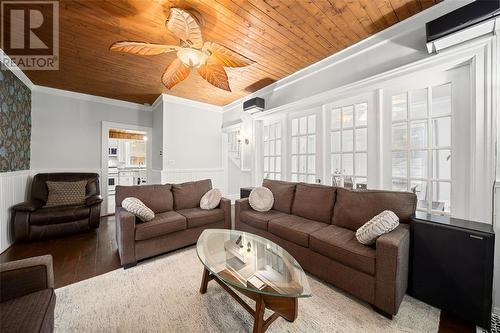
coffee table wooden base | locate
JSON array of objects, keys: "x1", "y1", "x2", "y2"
[{"x1": 199, "y1": 268, "x2": 298, "y2": 333}]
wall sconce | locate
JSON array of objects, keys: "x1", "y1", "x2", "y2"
[{"x1": 236, "y1": 133, "x2": 249, "y2": 145}]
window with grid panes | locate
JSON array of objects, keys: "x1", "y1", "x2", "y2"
[
  {"x1": 391, "y1": 84, "x2": 452, "y2": 214},
  {"x1": 263, "y1": 122, "x2": 282, "y2": 180},
  {"x1": 330, "y1": 103, "x2": 368, "y2": 188},
  {"x1": 290, "y1": 115, "x2": 316, "y2": 183}
]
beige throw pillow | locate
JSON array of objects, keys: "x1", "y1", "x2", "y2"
[
  {"x1": 200, "y1": 188, "x2": 222, "y2": 210},
  {"x1": 249, "y1": 187, "x2": 274, "y2": 212},
  {"x1": 45, "y1": 180, "x2": 87, "y2": 207},
  {"x1": 356, "y1": 210, "x2": 399, "y2": 245},
  {"x1": 122, "y1": 197, "x2": 155, "y2": 222}
]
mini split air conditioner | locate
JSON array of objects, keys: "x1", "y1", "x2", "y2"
[
  {"x1": 426, "y1": 0, "x2": 500, "y2": 53},
  {"x1": 243, "y1": 97, "x2": 265, "y2": 115}
]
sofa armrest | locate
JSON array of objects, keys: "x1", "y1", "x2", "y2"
[
  {"x1": 0, "y1": 255, "x2": 54, "y2": 302},
  {"x1": 235, "y1": 198, "x2": 250, "y2": 230},
  {"x1": 115, "y1": 207, "x2": 136, "y2": 267},
  {"x1": 219, "y1": 198, "x2": 231, "y2": 229},
  {"x1": 374, "y1": 224, "x2": 410, "y2": 316},
  {"x1": 86, "y1": 194, "x2": 103, "y2": 206},
  {"x1": 12, "y1": 200, "x2": 43, "y2": 212}
]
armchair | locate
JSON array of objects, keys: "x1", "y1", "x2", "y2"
[
  {"x1": 13, "y1": 173, "x2": 103, "y2": 242},
  {"x1": 0, "y1": 255, "x2": 56, "y2": 333}
]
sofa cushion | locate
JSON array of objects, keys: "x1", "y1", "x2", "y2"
[
  {"x1": 135, "y1": 211, "x2": 186, "y2": 241},
  {"x1": 0, "y1": 289, "x2": 55, "y2": 333},
  {"x1": 177, "y1": 207, "x2": 224, "y2": 229},
  {"x1": 240, "y1": 210, "x2": 288, "y2": 231},
  {"x1": 45, "y1": 180, "x2": 87, "y2": 207},
  {"x1": 332, "y1": 188, "x2": 417, "y2": 231},
  {"x1": 292, "y1": 183, "x2": 336, "y2": 223},
  {"x1": 249, "y1": 187, "x2": 274, "y2": 212},
  {"x1": 116, "y1": 184, "x2": 173, "y2": 213},
  {"x1": 262, "y1": 179, "x2": 296, "y2": 214},
  {"x1": 172, "y1": 179, "x2": 212, "y2": 210},
  {"x1": 122, "y1": 197, "x2": 155, "y2": 222},
  {"x1": 200, "y1": 188, "x2": 222, "y2": 210},
  {"x1": 310, "y1": 225, "x2": 376, "y2": 275},
  {"x1": 30, "y1": 205, "x2": 90, "y2": 225},
  {"x1": 268, "y1": 215, "x2": 329, "y2": 247}
]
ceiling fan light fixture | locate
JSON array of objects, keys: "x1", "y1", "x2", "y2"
[{"x1": 177, "y1": 47, "x2": 207, "y2": 68}]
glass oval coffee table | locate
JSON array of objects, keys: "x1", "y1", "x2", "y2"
[{"x1": 196, "y1": 229, "x2": 311, "y2": 333}]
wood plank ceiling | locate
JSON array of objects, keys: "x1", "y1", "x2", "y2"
[{"x1": 12, "y1": 0, "x2": 440, "y2": 106}]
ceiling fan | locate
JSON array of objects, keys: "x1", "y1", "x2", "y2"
[{"x1": 110, "y1": 7, "x2": 254, "y2": 92}]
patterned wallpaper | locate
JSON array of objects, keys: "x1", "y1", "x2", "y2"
[{"x1": 0, "y1": 67, "x2": 31, "y2": 172}]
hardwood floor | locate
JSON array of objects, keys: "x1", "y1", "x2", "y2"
[
  {"x1": 0, "y1": 216, "x2": 121, "y2": 288},
  {"x1": 0, "y1": 216, "x2": 475, "y2": 332}
]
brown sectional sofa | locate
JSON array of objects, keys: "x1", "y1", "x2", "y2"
[
  {"x1": 0, "y1": 255, "x2": 56, "y2": 333},
  {"x1": 235, "y1": 179, "x2": 417, "y2": 317},
  {"x1": 115, "y1": 179, "x2": 231, "y2": 268}
]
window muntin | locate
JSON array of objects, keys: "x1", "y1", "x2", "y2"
[{"x1": 263, "y1": 122, "x2": 282, "y2": 180}]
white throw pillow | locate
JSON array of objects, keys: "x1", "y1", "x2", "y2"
[
  {"x1": 122, "y1": 197, "x2": 155, "y2": 222},
  {"x1": 249, "y1": 187, "x2": 274, "y2": 212},
  {"x1": 356, "y1": 210, "x2": 399, "y2": 245},
  {"x1": 200, "y1": 188, "x2": 222, "y2": 210}
]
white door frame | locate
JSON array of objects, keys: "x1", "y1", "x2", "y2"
[{"x1": 101, "y1": 121, "x2": 153, "y2": 215}]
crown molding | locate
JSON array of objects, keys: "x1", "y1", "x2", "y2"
[
  {"x1": 0, "y1": 49, "x2": 35, "y2": 90},
  {"x1": 161, "y1": 93, "x2": 223, "y2": 113},
  {"x1": 33, "y1": 85, "x2": 151, "y2": 111},
  {"x1": 221, "y1": 0, "x2": 474, "y2": 112}
]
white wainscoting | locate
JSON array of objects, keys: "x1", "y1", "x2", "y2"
[
  {"x1": 0, "y1": 171, "x2": 32, "y2": 252},
  {"x1": 160, "y1": 168, "x2": 227, "y2": 195}
]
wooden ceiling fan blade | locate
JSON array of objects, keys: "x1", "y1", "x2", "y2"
[
  {"x1": 197, "y1": 63, "x2": 231, "y2": 92},
  {"x1": 161, "y1": 58, "x2": 191, "y2": 89},
  {"x1": 166, "y1": 8, "x2": 204, "y2": 49},
  {"x1": 204, "y1": 42, "x2": 254, "y2": 68},
  {"x1": 110, "y1": 41, "x2": 179, "y2": 56}
]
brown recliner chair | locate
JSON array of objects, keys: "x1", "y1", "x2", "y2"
[
  {"x1": 12, "y1": 173, "x2": 103, "y2": 241},
  {"x1": 0, "y1": 255, "x2": 56, "y2": 333}
]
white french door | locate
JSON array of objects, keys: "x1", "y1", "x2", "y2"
[
  {"x1": 382, "y1": 65, "x2": 470, "y2": 217},
  {"x1": 288, "y1": 108, "x2": 322, "y2": 184},
  {"x1": 324, "y1": 92, "x2": 377, "y2": 188}
]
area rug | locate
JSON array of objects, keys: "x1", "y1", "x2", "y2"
[{"x1": 54, "y1": 247, "x2": 440, "y2": 332}]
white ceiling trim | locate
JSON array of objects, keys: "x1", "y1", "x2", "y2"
[
  {"x1": 32, "y1": 85, "x2": 151, "y2": 111},
  {"x1": 161, "y1": 93, "x2": 223, "y2": 113}
]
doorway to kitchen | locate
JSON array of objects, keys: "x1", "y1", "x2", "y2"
[{"x1": 101, "y1": 122, "x2": 153, "y2": 215}]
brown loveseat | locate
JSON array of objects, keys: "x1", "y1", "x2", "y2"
[
  {"x1": 12, "y1": 173, "x2": 103, "y2": 241},
  {"x1": 235, "y1": 179, "x2": 416, "y2": 317},
  {"x1": 0, "y1": 255, "x2": 56, "y2": 333},
  {"x1": 115, "y1": 179, "x2": 231, "y2": 268}
]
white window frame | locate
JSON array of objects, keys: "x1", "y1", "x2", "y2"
[
  {"x1": 383, "y1": 66, "x2": 471, "y2": 217},
  {"x1": 262, "y1": 121, "x2": 283, "y2": 181},
  {"x1": 287, "y1": 108, "x2": 322, "y2": 183},
  {"x1": 323, "y1": 92, "x2": 378, "y2": 188}
]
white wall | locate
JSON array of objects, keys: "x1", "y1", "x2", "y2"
[
  {"x1": 162, "y1": 97, "x2": 222, "y2": 170},
  {"x1": 31, "y1": 87, "x2": 153, "y2": 170}
]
